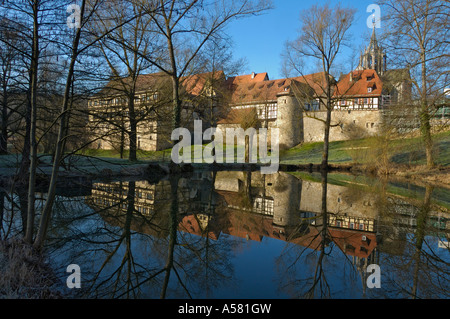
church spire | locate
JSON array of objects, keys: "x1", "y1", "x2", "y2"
[{"x1": 356, "y1": 25, "x2": 386, "y2": 75}]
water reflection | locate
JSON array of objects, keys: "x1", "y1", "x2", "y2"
[{"x1": 2, "y1": 169, "x2": 448, "y2": 299}]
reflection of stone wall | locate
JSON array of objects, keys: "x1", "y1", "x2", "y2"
[
  {"x1": 300, "y1": 182, "x2": 379, "y2": 217},
  {"x1": 300, "y1": 181, "x2": 379, "y2": 232},
  {"x1": 215, "y1": 171, "x2": 302, "y2": 224}
]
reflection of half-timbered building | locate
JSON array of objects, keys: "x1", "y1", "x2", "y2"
[{"x1": 86, "y1": 171, "x2": 449, "y2": 259}]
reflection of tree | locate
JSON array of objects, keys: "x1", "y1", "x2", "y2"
[
  {"x1": 159, "y1": 175, "x2": 178, "y2": 298},
  {"x1": 275, "y1": 172, "x2": 372, "y2": 299},
  {"x1": 303, "y1": 171, "x2": 332, "y2": 298},
  {"x1": 44, "y1": 172, "x2": 237, "y2": 299},
  {"x1": 0, "y1": 189, "x2": 5, "y2": 239},
  {"x1": 175, "y1": 171, "x2": 236, "y2": 298},
  {"x1": 375, "y1": 185, "x2": 450, "y2": 299},
  {"x1": 85, "y1": 180, "x2": 160, "y2": 298}
]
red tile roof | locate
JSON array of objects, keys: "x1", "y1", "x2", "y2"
[
  {"x1": 335, "y1": 69, "x2": 383, "y2": 97},
  {"x1": 227, "y1": 72, "x2": 328, "y2": 105},
  {"x1": 217, "y1": 107, "x2": 257, "y2": 125},
  {"x1": 181, "y1": 70, "x2": 226, "y2": 96},
  {"x1": 226, "y1": 72, "x2": 269, "y2": 87},
  {"x1": 96, "y1": 71, "x2": 225, "y2": 97}
]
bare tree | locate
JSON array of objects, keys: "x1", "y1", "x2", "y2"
[
  {"x1": 283, "y1": 3, "x2": 356, "y2": 170},
  {"x1": 92, "y1": 0, "x2": 158, "y2": 161},
  {"x1": 379, "y1": 0, "x2": 449, "y2": 168},
  {"x1": 33, "y1": 0, "x2": 144, "y2": 249},
  {"x1": 0, "y1": 19, "x2": 22, "y2": 155},
  {"x1": 137, "y1": 0, "x2": 273, "y2": 134}
]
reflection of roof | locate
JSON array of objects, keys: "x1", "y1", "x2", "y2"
[
  {"x1": 216, "y1": 190, "x2": 379, "y2": 258},
  {"x1": 290, "y1": 226, "x2": 378, "y2": 258},
  {"x1": 178, "y1": 214, "x2": 220, "y2": 240},
  {"x1": 329, "y1": 228, "x2": 377, "y2": 258}
]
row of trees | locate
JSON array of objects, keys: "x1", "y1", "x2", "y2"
[
  {"x1": 282, "y1": 0, "x2": 448, "y2": 170},
  {"x1": 0, "y1": 0, "x2": 447, "y2": 249},
  {"x1": 0, "y1": 0, "x2": 272, "y2": 249}
]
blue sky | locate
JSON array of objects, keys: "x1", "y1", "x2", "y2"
[{"x1": 226, "y1": 0, "x2": 382, "y2": 79}]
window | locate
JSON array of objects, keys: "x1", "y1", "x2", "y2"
[
  {"x1": 312, "y1": 101, "x2": 319, "y2": 111},
  {"x1": 368, "y1": 87, "x2": 372, "y2": 93},
  {"x1": 268, "y1": 105, "x2": 277, "y2": 119}
]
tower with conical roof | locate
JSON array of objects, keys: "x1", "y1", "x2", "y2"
[{"x1": 356, "y1": 26, "x2": 387, "y2": 75}]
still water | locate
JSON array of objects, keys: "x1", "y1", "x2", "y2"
[{"x1": 16, "y1": 170, "x2": 450, "y2": 298}]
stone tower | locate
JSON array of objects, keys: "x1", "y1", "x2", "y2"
[
  {"x1": 356, "y1": 27, "x2": 387, "y2": 75},
  {"x1": 276, "y1": 91, "x2": 303, "y2": 150}
]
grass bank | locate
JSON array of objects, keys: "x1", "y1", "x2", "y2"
[
  {"x1": 0, "y1": 240, "x2": 63, "y2": 299},
  {"x1": 280, "y1": 129, "x2": 450, "y2": 167},
  {"x1": 282, "y1": 129, "x2": 450, "y2": 188}
]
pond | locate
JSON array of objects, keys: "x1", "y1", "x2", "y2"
[{"x1": 2, "y1": 169, "x2": 449, "y2": 299}]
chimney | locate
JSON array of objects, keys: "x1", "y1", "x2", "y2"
[
  {"x1": 350, "y1": 72, "x2": 353, "y2": 82},
  {"x1": 251, "y1": 72, "x2": 256, "y2": 79}
]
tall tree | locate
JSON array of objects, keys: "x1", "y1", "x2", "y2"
[
  {"x1": 33, "y1": 0, "x2": 145, "y2": 248},
  {"x1": 379, "y1": 0, "x2": 449, "y2": 168},
  {"x1": 283, "y1": 3, "x2": 356, "y2": 170},
  {"x1": 138, "y1": 0, "x2": 272, "y2": 133},
  {"x1": 0, "y1": 19, "x2": 22, "y2": 155},
  {"x1": 93, "y1": 0, "x2": 157, "y2": 161}
]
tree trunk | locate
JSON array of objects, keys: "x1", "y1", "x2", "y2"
[
  {"x1": 128, "y1": 94, "x2": 137, "y2": 162},
  {"x1": 24, "y1": 0, "x2": 40, "y2": 244},
  {"x1": 165, "y1": 22, "x2": 181, "y2": 132},
  {"x1": 420, "y1": 51, "x2": 434, "y2": 168},
  {"x1": 171, "y1": 75, "x2": 181, "y2": 131},
  {"x1": 0, "y1": 86, "x2": 8, "y2": 155},
  {"x1": 33, "y1": 0, "x2": 85, "y2": 249},
  {"x1": 321, "y1": 99, "x2": 332, "y2": 171}
]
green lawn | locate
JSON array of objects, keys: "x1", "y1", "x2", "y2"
[
  {"x1": 1, "y1": 130, "x2": 448, "y2": 174},
  {"x1": 280, "y1": 130, "x2": 450, "y2": 166}
]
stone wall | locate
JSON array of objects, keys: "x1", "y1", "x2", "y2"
[{"x1": 303, "y1": 109, "x2": 383, "y2": 143}]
